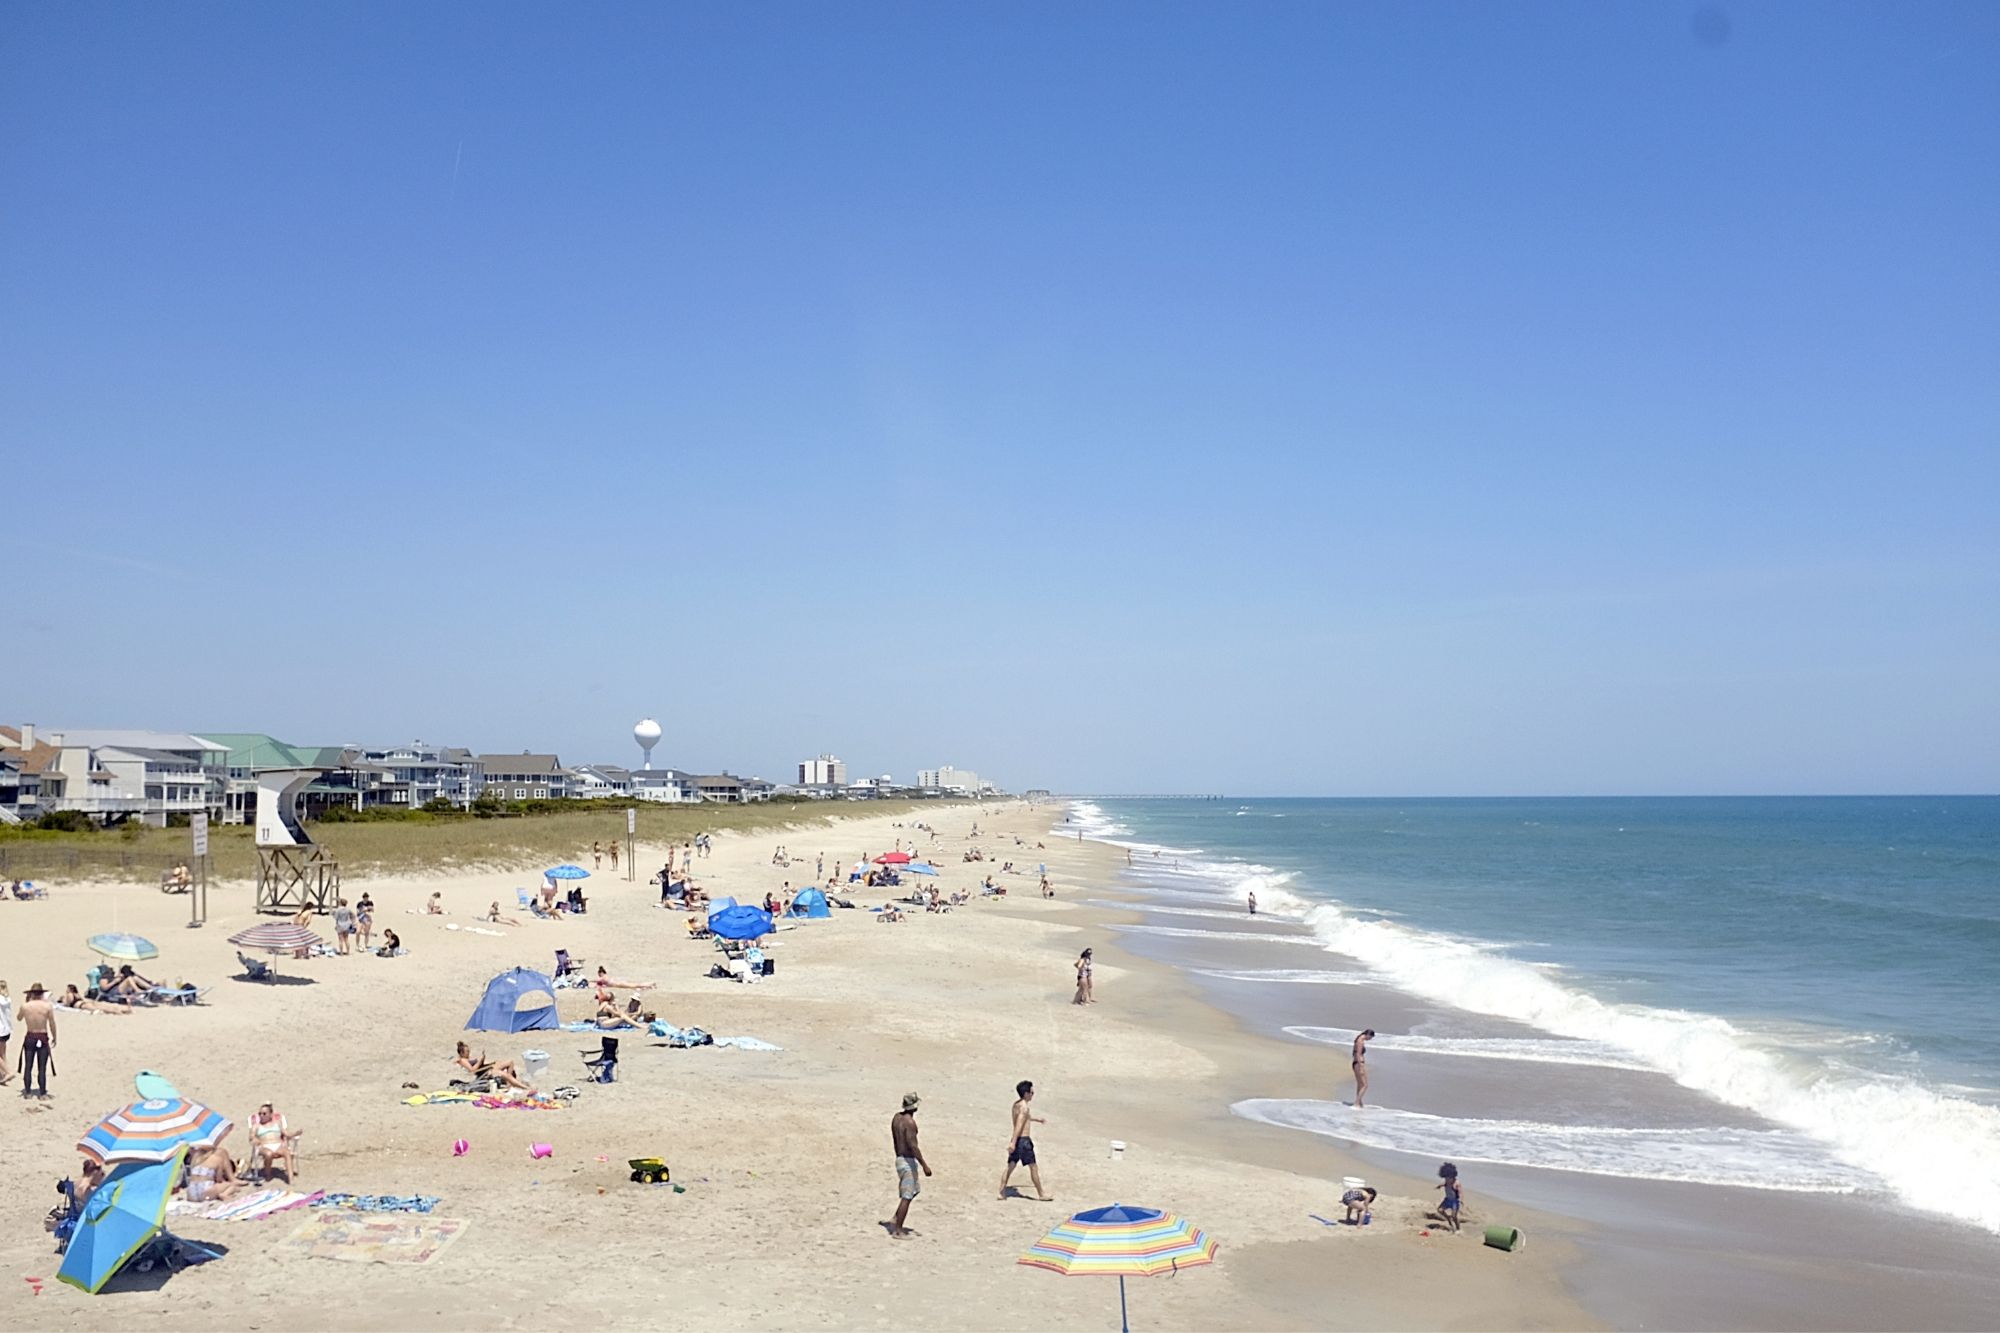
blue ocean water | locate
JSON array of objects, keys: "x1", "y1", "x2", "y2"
[{"x1": 1070, "y1": 795, "x2": 2000, "y2": 1232}]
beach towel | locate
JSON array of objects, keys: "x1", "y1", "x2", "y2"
[
  {"x1": 169, "y1": 1188, "x2": 322, "y2": 1222},
  {"x1": 313, "y1": 1193, "x2": 443, "y2": 1214},
  {"x1": 281, "y1": 1211, "x2": 465, "y2": 1264}
]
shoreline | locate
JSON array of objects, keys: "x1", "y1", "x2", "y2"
[{"x1": 1077, "y1": 806, "x2": 2000, "y2": 1331}]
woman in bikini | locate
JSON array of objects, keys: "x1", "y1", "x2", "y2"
[
  {"x1": 454, "y1": 1041, "x2": 532, "y2": 1090},
  {"x1": 186, "y1": 1139, "x2": 242, "y2": 1203},
  {"x1": 60, "y1": 983, "x2": 131, "y2": 1015},
  {"x1": 1073, "y1": 949, "x2": 1094, "y2": 1005}
]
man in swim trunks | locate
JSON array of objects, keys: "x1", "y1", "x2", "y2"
[
  {"x1": 17, "y1": 982, "x2": 55, "y2": 1098},
  {"x1": 1352, "y1": 1029, "x2": 1374, "y2": 1108},
  {"x1": 888, "y1": 1093, "x2": 931, "y2": 1237},
  {"x1": 999, "y1": 1080, "x2": 1053, "y2": 1201}
]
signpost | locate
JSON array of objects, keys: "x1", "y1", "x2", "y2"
[
  {"x1": 190, "y1": 812, "x2": 210, "y2": 926},
  {"x1": 626, "y1": 807, "x2": 637, "y2": 882}
]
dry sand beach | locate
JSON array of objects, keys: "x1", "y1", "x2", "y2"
[{"x1": 1, "y1": 801, "x2": 1590, "y2": 1330}]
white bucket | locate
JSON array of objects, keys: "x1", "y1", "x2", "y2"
[
  {"x1": 1110, "y1": 1140, "x2": 1126, "y2": 1161},
  {"x1": 1341, "y1": 1176, "x2": 1367, "y2": 1190},
  {"x1": 521, "y1": 1050, "x2": 550, "y2": 1082}
]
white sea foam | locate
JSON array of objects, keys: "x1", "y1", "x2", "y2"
[
  {"x1": 1113, "y1": 924, "x2": 1322, "y2": 946},
  {"x1": 1303, "y1": 903, "x2": 2000, "y2": 1233},
  {"x1": 1283, "y1": 1027, "x2": 1656, "y2": 1072},
  {"x1": 1232, "y1": 1099, "x2": 1878, "y2": 1194},
  {"x1": 1193, "y1": 968, "x2": 1376, "y2": 986},
  {"x1": 1099, "y1": 901, "x2": 1297, "y2": 925}
]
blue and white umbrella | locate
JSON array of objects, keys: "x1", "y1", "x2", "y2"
[
  {"x1": 545, "y1": 864, "x2": 592, "y2": 880},
  {"x1": 88, "y1": 934, "x2": 160, "y2": 962},
  {"x1": 905, "y1": 862, "x2": 939, "y2": 875}
]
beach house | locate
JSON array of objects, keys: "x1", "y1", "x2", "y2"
[{"x1": 479, "y1": 753, "x2": 572, "y2": 801}]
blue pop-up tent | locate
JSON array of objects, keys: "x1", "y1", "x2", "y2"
[
  {"x1": 790, "y1": 887, "x2": 830, "y2": 918},
  {"x1": 465, "y1": 967, "x2": 559, "y2": 1032}
]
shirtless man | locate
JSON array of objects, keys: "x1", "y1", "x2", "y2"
[
  {"x1": 888, "y1": 1093, "x2": 932, "y2": 1237},
  {"x1": 1352, "y1": 1029, "x2": 1375, "y2": 1108},
  {"x1": 17, "y1": 982, "x2": 56, "y2": 1098},
  {"x1": 999, "y1": 1080, "x2": 1053, "y2": 1201}
]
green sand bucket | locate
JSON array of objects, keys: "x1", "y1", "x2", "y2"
[{"x1": 1483, "y1": 1225, "x2": 1524, "y2": 1252}]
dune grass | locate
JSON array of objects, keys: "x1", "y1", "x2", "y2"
[{"x1": 0, "y1": 799, "x2": 972, "y2": 884}]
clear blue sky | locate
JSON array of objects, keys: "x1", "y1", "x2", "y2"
[{"x1": 5, "y1": 2, "x2": 1995, "y2": 795}]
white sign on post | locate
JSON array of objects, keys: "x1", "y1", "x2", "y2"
[
  {"x1": 627, "y1": 808, "x2": 637, "y2": 835},
  {"x1": 192, "y1": 812, "x2": 210, "y2": 858}
]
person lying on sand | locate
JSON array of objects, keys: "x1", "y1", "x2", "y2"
[
  {"x1": 455, "y1": 1041, "x2": 532, "y2": 1089},
  {"x1": 594, "y1": 967, "x2": 654, "y2": 990},
  {"x1": 485, "y1": 901, "x2": 522, "y2": 926},
  {"x1": 60, "y1": 984, "x2": 131, "y2": 1014}
]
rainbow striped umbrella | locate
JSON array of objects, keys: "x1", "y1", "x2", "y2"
[
  {"x1": 227, "y1": 921, "x2": 323, "y2": 954},
  {"x1": 78, "y1": 1098, "x2": 233, "y2": 1167},
  {"x1": 1019, "y1": 1204, "x2": 1217, "y2": 1332}
]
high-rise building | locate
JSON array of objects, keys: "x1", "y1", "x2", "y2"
[
  {"x1": 799, "y1": 754, "x2": 848, "y2": 786},
  {"x1": 920, "y1": 764, "x2": 979, "y2": 792}
]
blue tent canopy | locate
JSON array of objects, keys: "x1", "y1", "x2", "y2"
[
  {"x1": 790, "y1": 887, "x2": 830, "y2": 918},
  {"x1": 710, "y1": 896, "x2": 737, "y2": 913},
  {"x1": 465, "y1": 967, "x2": 559, "y2": 1033}
]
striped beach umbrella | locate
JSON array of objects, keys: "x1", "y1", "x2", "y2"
[
  {"x1": 78, "y1": 1098, "x2": 233, "y2": 1167},
  {"x1": 87, "y1": 933, "x2": 160, "y2": 962},
  {"x1": 226, "y1": 921, "x2": 323, "y2": 954},
  {"x1": 1019, "y1": 1204, "x2": 1217, "y2": 1332}
]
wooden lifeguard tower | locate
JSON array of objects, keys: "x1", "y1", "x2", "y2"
[{"x1": 253, "y1": 758, "x2": 348, "y2": 914}]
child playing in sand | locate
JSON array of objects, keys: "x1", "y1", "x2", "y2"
[{"x1": 1436, "y1": 1163, "x2": 1463, "y2": 1232}]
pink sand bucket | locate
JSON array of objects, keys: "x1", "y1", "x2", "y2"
[{"x1": 529, "y1": 1143, "x2": 554, "y2": 1159}]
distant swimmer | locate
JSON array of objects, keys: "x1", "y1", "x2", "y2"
[
  {"x1": 1247, "y1": 891, "x2": 1258, "y2": 916},
  {"x1": 1352, "y1": 1029, "x2": 1375, "y2": 1107}
]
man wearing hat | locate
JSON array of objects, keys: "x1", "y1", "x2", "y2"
[
  {"x1": 888, "y1": 1092, "x2": 932, "y2": 1237},
  {"x1": 17, "y1": 982, "x2": 55, "y2": 1099}
]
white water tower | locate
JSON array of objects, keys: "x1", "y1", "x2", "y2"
[{"x1": 634, "y1": 718, "x2": 662, "y2": 770}]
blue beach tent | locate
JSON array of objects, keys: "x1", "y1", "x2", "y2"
[
  {"x1": 465, "y1": 967, "x2": 559, "y2": 1033},
  {"x1": 790, "y1": 887, "x2": 830, "y2": 918}
]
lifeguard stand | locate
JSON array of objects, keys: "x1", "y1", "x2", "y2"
[{"x1": 253, "y1": 761, "x2": 346, "y2": 914}]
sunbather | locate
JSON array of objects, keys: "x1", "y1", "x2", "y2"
[
  {"x1": 426, "y1": 892, "x2": 445, "y2": 915},
  {"x1": 594, "y1": 999, "x2": 641, "y2": 1029},
  {"x1": 108, "y1": 965, "x2": 156, "y2": 999},
  {"x1": 60, "y1": 983, "x2": 131, "y2": 1014},
  {"x1": 485, "y1": 901, "x2": 522, "y2": 926},
  {"x1": 594, "y1": 966, "x2": 654, "y2": 990},
  {"x1": 186, "y1": 1139, "x2": 242, "y2": 1203},
  {"x1": 247, "y1": 1103, "x2": 300, "y2": 1181},
  {"x1": 454, "y1": 1041, "x2": 532, "y2": 1090}
]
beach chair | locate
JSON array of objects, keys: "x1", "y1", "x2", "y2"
[
  {"x1": 580, "y1": 1036, "x2": 619, "y2": 1083},
  {"x1": 554, "y1": 948, "x2": 584, "y2": 977},
  {"x1": 148, "y1": 984, "x2": 209, "y2": 1006},
  {"x1": 15, "y1": 880, "x2": 46, "y2": 900},
  {"x1": 236, "y1": 952, "x2": 273, "y2": 982},
  {"x1": 516, "y1": 888, "x2": 533, "y2": 908}
]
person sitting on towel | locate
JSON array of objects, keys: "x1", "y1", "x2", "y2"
[{"x1": 454, "y1": 1041, "x2": 532, "y2": 1090}]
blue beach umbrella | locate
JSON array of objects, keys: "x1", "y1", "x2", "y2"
[
  {"x1": 58, "y1": 1149, "x2": 182, "y2": 1294},
  {"x1": 708, "y1": 904, "x2": 775, "y2": 941},
  {"x1": 87, "y1": 933, "x2": 160, "y2": 962},
  {"x1": 545, "y1": 864, "x2": 591, "y2": 880},
  {"x1": 905, "y1": 863, "x2": 938, "y2": 875}
]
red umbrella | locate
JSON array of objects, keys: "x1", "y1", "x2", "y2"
[{"x1": 874, "y1": 852, "x2": 911, "y2": 865}]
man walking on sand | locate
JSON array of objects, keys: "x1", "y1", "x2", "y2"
[
  {"x1": 889, "y1": 1093, "x2": 931, "y2": 1237},
  {"x1": 1352, "y1": 1029, "x2": 1375, "y2": 1107},
  {"x1": 1000, "y1": 1080, "x2": 1053, "y2": 1201},
  {"x1": 17, "y1": 982, "x2": 56, "y2": 1099}
]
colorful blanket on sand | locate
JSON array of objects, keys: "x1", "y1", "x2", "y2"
[
  {"x1": 281, "y1": 1211, "x2": 466, "y2": 1264},
  {"x1": 403, "y1": 1090, "x2": 565, "y2": 1110},
  {"x1": 168, "y1": 1188, "x2": 322, "y2": 1222}
]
